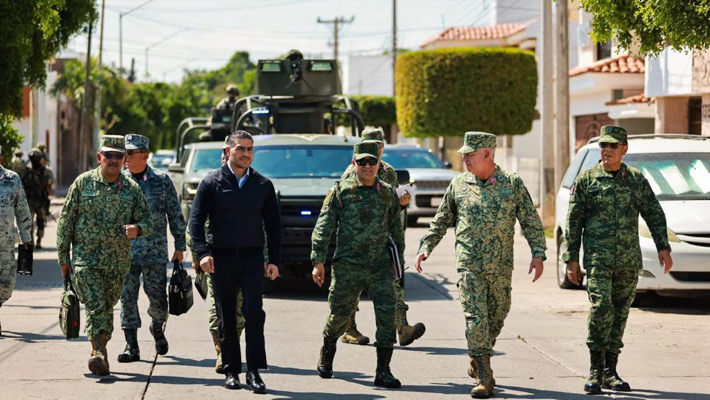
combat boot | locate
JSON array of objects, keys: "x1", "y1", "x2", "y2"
[
  {"x1": 211, "y1": 331, "x2": 223, "y2": 374},
  {"x1": 341, "y1": 315, "x2": 369, "y2": 345},
  {"x1": 603, "y1": 351, "x2": 631, "y2": 391},
  {"x1": 88, "y1": 334, "x2": 110, "y2": 376},
  {"x1": 35, "y1": 238, "x2": 42, "y2": 250},
  {"x1": 374, "y1": 347, "x2": 401, "y2": 388},
  {"x1": 316, "y1": 337, "x2": 337, "y2": 378},
  {"x1": 150, "y1": 321, "x2": 169, "y2": 355},
  {"x1": 584, "y1": 350, "x2": 604, "y2": 394},
  {"x1": 470, "y1": 355, "x2": 494, "y2": 398},
  {"x1": 117, "y1": 329, "x2": 140, "y2": 363},
  {"x1": 397, "y1": 322, "x2": 426, "y2": 346}
]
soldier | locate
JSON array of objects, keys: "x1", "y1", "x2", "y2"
[
  {"x1": 0, "y1": 145, "x2": 33, "y2": 336},
  {"x1": 10, "y1": 150, "x2": 26, "y2": 176},
  {"x1": 215, "y1": 85, "x2": 240, "y2": 111},
  {"x1": 564, "y1": 126, "x2": 673, "y2": 394},
  {"x1": 36, "y1": 143, "x2": 55, "y2": 193},
  {"x1": 414, "y1": 131, "x2": 546, "y2": 399},
  {"x1": 21, "y1": 148, "x2": 52, "y2": 249},
  {"x1": 339, "y1": 127, "x2": 424, "y2": 348},
  {"x1": 57, "y1": 135, "x2": 153, "y2": 376},
  {"x1": 117, "y1": 134, "x2": 186, "y2": 363},
  {"x1": 312, "y1": 141, "x2": 405, "y2": 389},
  {"x1": 198, "y1": 131, "x2": 212, "y2": 142}
]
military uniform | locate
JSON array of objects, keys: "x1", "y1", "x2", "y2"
[
  {"x1": 10, "y1": 152, "x2": 26, "y2": 176},
  {"x1": 57, "y1": 136, "x2": 154, "y2": 343},
  {"x1": 313, "y1": 141, "x2": 404, "y2": 388},
  {"x1": 0, "y1": 164, "x2": 32, "y2": 333},
  {"x1": 20, "y1": 149, "x2": 52, "y2": 248},
  {"x1": 564, "y1": 125, "x2": 670, "y2": 393},
  {"x1": 118, "y1": 134, "x2": 185, "y2": 361}
]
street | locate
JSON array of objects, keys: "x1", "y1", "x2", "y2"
[{"x1": 1, "y1": 209, "x2": 709, "y2": 400}]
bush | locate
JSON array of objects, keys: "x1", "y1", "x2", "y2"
[{"x1": 396, "y1": 47, "x2": 537, "y2": 138}]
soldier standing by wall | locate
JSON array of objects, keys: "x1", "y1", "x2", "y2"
[
  {"x1": 564, "y1": 126, "x2": 673, "y2": 394},
  {"x1": 414, "y1": 132, "x2": 546, "y2": 399},
  {"x1": 339, "y1": 127, "x2": 424, "y2": 347},
  {"x1": 117, "y1": 134, "x2": 186, "y2": 363},
  {"x1": 0, "y1": 146, "x2": 33, "y2": 335},
  {"x1": 10, "y1": 150, "x2": 26, "y2": 176},
  {"x1": 312, "y1": 141, "x2": 405, "y2": 389},
  {"x1": 57, "y1": 135, "x2": 153, "y2": 376},
  {"x1": 21, "y1": 149, "x2": 52, "y2": 249}
]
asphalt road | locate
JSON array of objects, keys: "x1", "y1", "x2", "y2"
[{"x1": 1, "y1": 210, "x2": 709, "y2": 400}]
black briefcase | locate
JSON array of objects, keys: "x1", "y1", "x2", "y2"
[
  {"x1": 387, "y1": 236, "x2": 404, "y2": 282},
  {"x1": 17, "y1": 244, "x2": 33, "y2": 276},
  {"x1": 169, "y1": 261, "x2": 193, "y2": 315},
  {"x1": 195, "y1": 270, "x2": 208, "y2": 301},
  {"x1": 59, "y1": 277, "x2": 80, "y2": 339}
]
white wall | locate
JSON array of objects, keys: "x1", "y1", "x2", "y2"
[
  {"x1": 345, "y1": 55, "x2": 393, "y2": 96},
  {"x1": 570, "y1": 91, "x2": 613, "y2": 117},
  {"x1": 645, "y1": 48, "x2": 693, "y2": 97}
]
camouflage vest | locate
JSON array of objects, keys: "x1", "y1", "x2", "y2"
[{"x1": 21, "y1": 166, "x2": 50, "y2": 202}]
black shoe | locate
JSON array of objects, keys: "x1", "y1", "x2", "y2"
[
  {"x1": 224, "y1": 372, "x2": 240, "y2": 390},
  {"x1": 149, "y1": 322, "x2": 169, "y2": 356},
  {"x1": 246, "y1": 370, "x2": 267, "y2": 394}
]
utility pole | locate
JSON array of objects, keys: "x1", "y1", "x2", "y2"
[
  {"x1": 79, "y1": 23, "x2": 93, "y2": 174},
  {"x1": 94, "y1": 0, "x2": 105, "y2": 163},
  {"x1": 540, "y1": 0, "x2": 555, "y2": 227},
  {"x1": 317, "y1": 16, "x2": 354, "y2": 63},
  {"x1": 392, "y1": 0, "x2": 397, "y2": 96},
  {"x1": 555, "y1": 0, "x2": 570, "y2": 189}
]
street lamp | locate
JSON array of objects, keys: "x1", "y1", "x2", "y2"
[
  {"x1": 144, "y1": 28, "x2": 190, "y2": 80},
  {"x1": 119, "y1": 0, "x2": 158, "y2": 76}
]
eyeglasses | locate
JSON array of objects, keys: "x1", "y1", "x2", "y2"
[
  {"x1": 126, "y1": 149, "x2": 147, "y2": 156},
  {"x1": 355, "y1": 158, "x2": 378, "y2": 166},
  {"x1": 599, "y1": 143, "x2": 620, "y2": 149},
  {"x1": 101, "y1": 152, "x2": 125, "y2": 160}
]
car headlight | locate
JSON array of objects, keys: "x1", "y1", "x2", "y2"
[
  {"x1": 638, "y1": 221, "x2": 681, "y2": 243},
  {"x1": 184, "y1": 182, "x2": 199, "y2": 200}
]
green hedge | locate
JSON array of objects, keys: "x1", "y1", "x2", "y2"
[
  {"x1": 396, "y1": 47, "x2": 537, "y2": 138},
  {"x1": 350, "y1": 95, "x2": 396, "y2": 128}
]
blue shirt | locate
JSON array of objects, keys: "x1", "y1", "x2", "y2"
[{"x1": 227, "y1": 163, "x2": 250, "y2": 188}]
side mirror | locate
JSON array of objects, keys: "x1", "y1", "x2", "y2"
[
  {"x1": 168, "y1": 164, "x2": 185, "y2": 174},
  {"x1": 395, "y1": 169, "x2": 411, "y2": 186},
  {"x1": 444, "y1": 161, "x2": 453, "y2": 169}
]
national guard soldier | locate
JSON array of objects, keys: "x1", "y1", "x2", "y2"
[
  {"x1": 10, "y1": 150, "x2": 26, "y2": 176},
  {"x1": 57, "y1": 135, "x2": 153, "y2": 376},
  {"x1": 339, "y1": 127, "x2": 425, "y2": 347},
  {"x1": 414, "y1": 131, "x2": 546, "y2": 399},
  {"x1": 564, "y1": 126, "x2": 673, "y2": 394},
  {"x1": 117, "y1": 134, "x2": 186, "y2": 363},
  {"x1": 0, "y1": 146, "x2": 33, "y2": 335},
  {"x1": 216, "y1": 85, "x2": 240, "y2": 111},
  {"x1": 312, "y1": 141, "x2": 405, "y2": 389},
  {"x1": 21, "y1": 148, "x2": 52, "y2": 249},
  {"x1": 36, "y1": 143, "x2": 55, "y2": 194}
]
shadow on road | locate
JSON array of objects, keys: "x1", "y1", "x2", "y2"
[
  {"x1": 495, "y1": 384, "x2": 710, "y2": 400},
  {"x1": 635, "y1": 292, "x2": 710, "y2": 315}
]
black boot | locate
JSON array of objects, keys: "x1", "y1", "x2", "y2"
[
  {"x1": 150, "y1": 321, "x2": 168, "y2": 355},
  {"x1": 374, "y1": 347, "x2": 401, "y2": 388},
  {"x1": 584, "y1": 350, "x2": 604, "y2": 394},
  {"x1": 603, "y1": 351, "x2": 631, "y2": 391},
  {"x1": 317, "y1": 338, "x2": 337, "y2": 378},
  {"x1": 117, "y1": 329, "x2": 140, "y2": 363}
]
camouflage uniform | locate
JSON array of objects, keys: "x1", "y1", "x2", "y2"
[
  {"x1": 10, "y1": 152, "x2": 26, "y2": 176},
  {"x1": 418, "y1": 133, "x2": 546, "y2": 358},
  {"x1": 57, "y1": 137, "x2": 154, "y2": 341},
  {"x1": 0, "y1": 166, "x2": 32, "y2": 320},
  {"x1": 120, "y1": 135, "x2": 186, "y2": 332},
  {"x1": 20, "y1": 150, "x2": 52, "y2": 248}
]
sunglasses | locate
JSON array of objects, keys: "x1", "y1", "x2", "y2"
[
  {"x1": 355, "y1": 158, "x2": 378, "y2": 166},
  {"x1": 126, "y1": 149, "x2": 147, "y2": 156},
  {"x1": 101, "y1": 152, "x2": 125, "y2": 160},
  {"x1": 599, "y1": 143, "x2": 620, "y2": 149}
]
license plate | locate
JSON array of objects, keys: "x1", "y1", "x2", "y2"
[{"x1": 431, "y1": 197, "x2": 442, "y2": 207}]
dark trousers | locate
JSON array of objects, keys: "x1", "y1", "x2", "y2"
[{"x1": 210, "y1": 247, "x2": 267, "y2": 374}]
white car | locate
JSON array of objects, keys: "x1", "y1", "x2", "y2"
[{"x1": 555, "y1": 134, "x2": 710, "y2": 298}]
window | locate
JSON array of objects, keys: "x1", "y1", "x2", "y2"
[
  {"x1": 625, "y1": 153, "x2": 710, "y2": 200},
  {"x1": 596, "y1": 40, "x2": 612, "y2": 61},
  {"x1": 562, "y1": 148, "x2": 589, "y2": 188},
  {"x1": 381, "y1": 149, "x2": 446, "y2": 169}
]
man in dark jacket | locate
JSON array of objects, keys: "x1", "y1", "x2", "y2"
[{"x1": 190, "y1": 130, "x2": 281, "y2": 393}]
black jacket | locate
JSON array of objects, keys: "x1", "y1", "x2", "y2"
[{"x1": 190, "y1": 164, "x2": 282, "y2": 265}]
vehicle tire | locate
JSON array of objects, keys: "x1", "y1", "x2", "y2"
[
  {"x1": 557, "y1": 235, "x2": 582, "y2": 289},
  {"x1": 407, "y1": 215, "x2": 418, "y2": 226}
]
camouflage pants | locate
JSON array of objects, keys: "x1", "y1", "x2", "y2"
[
  {"x1": 323, "y1": 261, "x2": 396, "y2": 348},
  {"x1": 29, "y1": 207, "x2": 46, "y2": 242},
  {"x1": 586, "y1": 266, "x2": 638, "y2": 353},
  {"x1": 458, "y1": 269, "x2": 512, "y2": 357},
  {"x1": 349, "y1": 279, "x2": 408, "y2": 330},
  {"x1": 73, "y1": 266, "x2": 127, "y2": 340},
  {"x1": 120, "y1": 263, "x2": 168, "y2": 330},
  {"x1": 0, "y1": 249, "x2": 17, "y2": 307},
  {"x1": 208, "y1": 273, "x2": 245, "y2": 334}
]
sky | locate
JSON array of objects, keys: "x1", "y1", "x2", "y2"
[{"x1": 63, "y1": 0, "x2": 522, "y2": 83}]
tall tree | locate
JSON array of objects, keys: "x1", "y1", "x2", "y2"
[{"x1": 579, "y1": 0, "x2": 710, "y2": 55}]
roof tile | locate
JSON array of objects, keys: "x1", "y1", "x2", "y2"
[
  {"x1": 569, "y1": 54, "x2": 645, "y2": 77},
  {"x1": 421, "y1": 23, "x2": 529, "y2": 48}
]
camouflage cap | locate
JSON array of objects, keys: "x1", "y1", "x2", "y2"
[
  {"x1": 598, "y1": 125, "x2": 628, "y2": 144},
  {"x1": 362, "y1": 127, "x2": 385, "y2": 143},
  {"x1": 99, "y1": 135, "x2": 125, "y2": 153},
  {"x1": 37, "y1": 143, "x2": 46, "y2": 150},
  {"x1": 28, "y1": 148, "x2": 43, "y2": 160},
  {"x1": 457, "y1": 131, "x2": 497, "y2": 154},
  {"x1": 14, "y1": 149, "x2": 23, "y2": 156},
  {"x1": 125, "y1": 133, "x2": 149, "y2": 150},
  {"x1": 353, "y1": 141, "x2": 380, "y2": 160},
  {"x1": 226, "y1": 84, "x2": 239, "y2": 95}
]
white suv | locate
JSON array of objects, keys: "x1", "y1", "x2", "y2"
[{"x1": 555, "y1": 135, "x2": 710, "y2": 297}]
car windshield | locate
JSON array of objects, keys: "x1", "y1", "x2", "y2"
[
  {"x1": 189, "y1": 145, "x2": 355, "y2": 178},
  {"x1": 151, "y1": 154, "x2": 174, "y2": 170},
  {"x1": 581, "y1": 149, "x2": 710, "y2": 201},
  {"x1": 382, "y1": 148, "x2": 445, "y2": 169}
]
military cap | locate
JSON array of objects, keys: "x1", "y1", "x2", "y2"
[
  {"x1": 353, "y1": 141, "x2": 380, "y2": 160},
  {"x1": 28, "y1": 148, "x2": 42, "y2": 159},
  {"x1": 15, "y1": 150, "x2": 23, "y2": 156},
  {"x1": 598, "y1": 125, "x2": 628, "y2": 144},
  {"x1": 37, "y1": 143, "x2": 46, "y2": 151},
  {"x1": 457, "y1": 131, "x2": 497, "y2": 154},
  {"x1": 362, "y1": 127, "x2": 385, "y2": 143},
  {"x1": 199, "y1": 132, "x2": 213, "y2": 142},
  {"x1": 226, "y1": 85, "x2": 239, "y2": 95},
  {"x1": 99, "y1": 135, "x2": 125, "y2": 153},
  {"x1": 125, "y1": 133, "x2": 149, "y2": 150}
]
